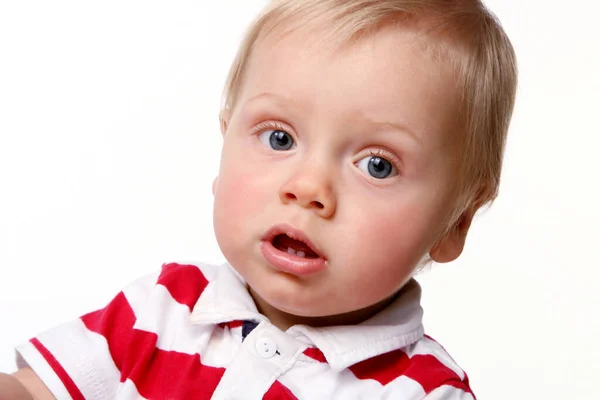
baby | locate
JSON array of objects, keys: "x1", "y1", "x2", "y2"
[{"x1": 0, "y1": 0, "x2": 517, "y2": 398}]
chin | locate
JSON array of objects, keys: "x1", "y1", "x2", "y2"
[
  {"x1": 254, "y1": 284, "x2": 330, "y2": 314},
  {"x1": 275, "y1": 302, "x2": 329, "y2": 318}
]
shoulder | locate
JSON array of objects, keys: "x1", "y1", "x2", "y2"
[
  {"x1": 347, "y1": 334, "x2": 474, "y2": 399},
  {"x1": 403, "y1": 334, "x2": 475, "y2": 398},
  {"x1": 81, "y1": 261, "x2": 221, "y2": 327},
  {"x1": 15, "y1": 262, "x2": 225, "y2": 400}
]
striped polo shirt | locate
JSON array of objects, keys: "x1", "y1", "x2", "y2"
[{"x1": 16, "y1": 262, "x2": 475, "y2": 399}]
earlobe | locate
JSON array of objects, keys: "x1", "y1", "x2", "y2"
[
  {"x1": 219, "y1": 110, "x2": 230, "y2": 137},
  {"x1": 429, "y1": 209, "x2": 476, "y2": 263}
]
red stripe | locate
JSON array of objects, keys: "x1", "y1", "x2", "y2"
[
  {"x1": 349, "y1": 349, "x2": 410, "y2": 386},
  {"x1": 303, "y1": 347, "x2": 327, "y2": 363},
  {"x1": 447, "y1": 372, "x2": 475, "y2": 398},
  {"x1": 349, "y1": 349, "x2": 474, "y2": 395},
  {"x1": 30, "y1": 338, "x2": 85, "y2": 400},
  {"x1": 404, "y1": 354, "x2": 474, "y2": 396},
  {"x1": 217, "y1": 320, "x2": 244, "y2": 330},
  {"x1": 423, "y1": 335, "x2": 475, "y2": 398},
  {"x1": 263, "y1": 380, "x2": 298, "y2": 400},
  {"x1": 80, "y1": 291, "x2": 135, "y2": 372},
  {"x1": 158, "y1": 263, "x2": 209, "y2": 312},
  {"x1": 121, "y1": 329, "x2": 226, "y2": 399}
]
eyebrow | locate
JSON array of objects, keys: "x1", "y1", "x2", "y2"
[
  {"x1": 363, "y1": 118, "x2": 422, "y2": 145},
  {"x1": 242, "y1": 92, "x2": 421, "y2": 144},
  {"x1": 242, "y1": 92, "x2": 305, "y2": 110}
]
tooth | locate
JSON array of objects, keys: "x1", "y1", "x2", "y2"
[
  {"x1": 297, "y1": 251, "x2": 306, "y2": 258},
  {"x1": 287, "y1": 247, "x2": 297, "y2": 255}
]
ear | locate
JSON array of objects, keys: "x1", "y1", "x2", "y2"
[
  {"x1": 429, "y1": 206, "x2": 477, "y2": 264},
  {"x1": 219, "y1": 110, "x2": 230, "y2": 137}
]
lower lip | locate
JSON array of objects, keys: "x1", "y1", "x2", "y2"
[{"x1": 260, "y1": 240, "x2": 327, "y2": 276}]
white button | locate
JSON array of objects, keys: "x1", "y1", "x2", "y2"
[{"x1": 255, "y1": 337, "x2": 278, "y2": 359}]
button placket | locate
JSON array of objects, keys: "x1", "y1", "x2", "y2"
[
  {"x1": 211, "y1": 321, "x2": 307, "y2": 400},
  {"x1": 255, "y1": 336, "x2": 278, "y2": 359}
]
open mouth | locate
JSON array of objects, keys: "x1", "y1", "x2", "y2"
[
  {"x1": 260, "y1": 225, "x2": 327, "y2": 275},
  {"x1": 272, "y1": 234, "x2": 319, "y2": 259}
]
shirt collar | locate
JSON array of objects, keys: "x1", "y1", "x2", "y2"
[{"x1": 189, "y1": 263, "x2": 424, "y2": 371}]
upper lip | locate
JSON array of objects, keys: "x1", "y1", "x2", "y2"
[{"x1": 262, "y1": 224, "x2": 326, "y2": 259}]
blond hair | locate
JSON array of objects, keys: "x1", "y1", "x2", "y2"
[{"x1": 222, "y1": 0, "x2": 517, "y2": 228}]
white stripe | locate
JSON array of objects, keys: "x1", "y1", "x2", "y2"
[
  {"x1": 380, "y1": 375, "x2": 428, "y2": 399},
  {"x1": 29, "y1": 319, "x2": 121, "y2": 400},
  {"x1": 115, "y1": 378, "x2": 148, "y2": 399},
  {"x1": 15, "y1": 341, "x2": 72, "y2": 400},
  {"x1": 424, "y1": 384, "x2": 475, "y2": 399},
  {"x1": 121, "y1": 271, "x2": 161, "y2": 318}
]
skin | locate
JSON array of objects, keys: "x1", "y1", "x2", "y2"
[
  {"x1": 0, "y1": 369, "x2": 53, "y2": 400},
  {"x1": 213, "y1": 24, "x2": 475, "y2": 331}
]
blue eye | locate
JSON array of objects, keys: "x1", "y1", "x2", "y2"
[
  {"x1": 258, "y1": 130, "x2": 295, "y2": 151},
  {"x1": 356, "y1": 155, "x2": 396, "y2": 179}
]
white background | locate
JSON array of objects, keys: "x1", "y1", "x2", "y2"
[{"x1": 0, "y1": 1, "x2": 598, "y2": 399}]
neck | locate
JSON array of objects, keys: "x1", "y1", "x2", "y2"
[{"x1": 248, "y1": 287, "x2": 400, "y2": 331}]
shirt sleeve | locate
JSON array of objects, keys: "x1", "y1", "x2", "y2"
[{"x1": 15, "y1": 271, "x2": 160, "y2": 400}]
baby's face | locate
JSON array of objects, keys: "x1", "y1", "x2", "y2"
[{"x1": 213, "y1": 25, "x2": 464, "y2": 327}]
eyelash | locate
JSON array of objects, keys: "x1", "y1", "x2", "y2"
[
  {"x1": 367, "y1": 149, "x2": 401, "y2": 171},
  {"x1": 252, "y1": 121, "x2": 290, "y2": 135}
]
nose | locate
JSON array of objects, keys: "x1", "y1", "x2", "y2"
[{"x1": 279, "y1": 165, "x2": 337, "y2": 219}]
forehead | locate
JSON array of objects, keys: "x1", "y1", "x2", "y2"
[{"x1": 236, "y1": 24, "x2": 461, "y2": 146}]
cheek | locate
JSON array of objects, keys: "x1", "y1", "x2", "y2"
[
  {"x1": 374, "y1": 209, "x2": 428, "y2": 259},
  {"x1": 213, "y1": 146, "x2": 279, "y2": 246},
  {"x1": 214, "y1": 169, "x2": 264, "y2": 229},
  {"x1": 339, "y1": 198, "x2": 437, "y2": 276},
  {"x1": 214, "y1": 138, "x2": 274, "y2": 214},
  {"x1": 331, "y1": 202, "x2": 434, "y2": 307},
  {"x1": 217, "y1": 172, "x2": 264, "y2": 210},
  {"x1": 213, "y1": 169, "x2": 259, "y2": 263}
]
